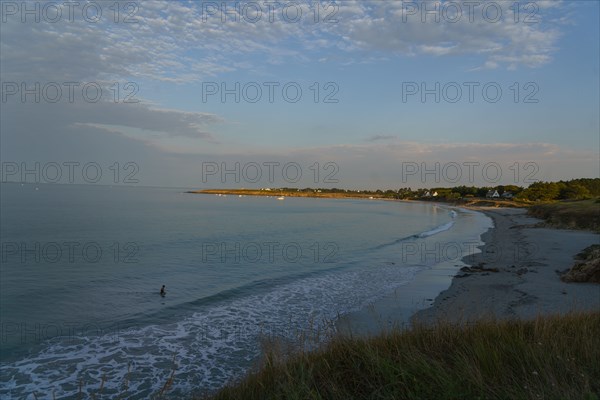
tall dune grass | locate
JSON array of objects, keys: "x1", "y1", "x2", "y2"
[{"x1": 209, "y1": 312, "x2": 600, "y2": 400}]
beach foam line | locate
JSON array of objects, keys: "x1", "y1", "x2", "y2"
[
  {"x1": 372, "y1": 220, "x2": 456, "y2": 251},
  {"x1": 415, "y1": 221, "x2": 455, "y2": 238},
  {"x1": 0, "y1": 262, "x2": 420, "y2": 399}
]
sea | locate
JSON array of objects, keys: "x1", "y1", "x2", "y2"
[{"x1": 0, "y1": 183, "x2": 492, "y2": 399}]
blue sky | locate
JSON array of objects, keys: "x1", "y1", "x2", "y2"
[{"x1": 1, "y1": 0, "x2": 598, "y2": 188}]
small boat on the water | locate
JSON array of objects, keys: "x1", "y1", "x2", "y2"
[{"x1": 277, "y1": 196, "x2": 285, "y2": 200}]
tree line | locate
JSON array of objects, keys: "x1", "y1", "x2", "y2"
[{"x1": 281, "y1": 178, "x2": 600, "y2": 201}]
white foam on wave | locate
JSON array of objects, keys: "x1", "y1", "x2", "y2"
[
  {"x1": 416, "y1": 221, "x2": 455, "y2": 238},
  {"x1": 1, "y1": 263, "x2": 420, "y2": 399}
]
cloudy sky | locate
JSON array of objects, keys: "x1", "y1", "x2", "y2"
[{"x1": 1, "y1": 0, "x2": 598, "y2": 189}]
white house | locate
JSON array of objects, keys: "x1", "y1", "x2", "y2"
[{"x1": 486, "y1": 190, "x2": 500, "y2": 198}]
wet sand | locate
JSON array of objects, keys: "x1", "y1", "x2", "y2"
[
  {"x1": 339, "y1": 207, "x2": 599, "y2": 334},
  {"x1": 412, "y1": 207, "x2": 599, "y2": 324}
]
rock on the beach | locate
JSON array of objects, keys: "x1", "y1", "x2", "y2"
[{"x1": 516, "y1": 268, "x2": 528, "y2": 276}]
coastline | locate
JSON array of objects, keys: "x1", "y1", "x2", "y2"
[
  {"x1": 187, "y1": 189, "x2": 389, "y2": 200},
  {"x1": 191, "y1": 191, "x2": 597, "y2": 328},
  {"x1": 337, "y1": 206, "x2": 600, "y2": 335},
  {"x1": 412, "y1": 207, "x2": 600, "y2": 325},
  {"x1": 336, "y1": 205, "x2": 491, "y2": 335}
]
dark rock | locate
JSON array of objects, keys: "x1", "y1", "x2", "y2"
[
  {"x1": 516, "y1": 268, "x2": 528, "y2": 275},
  {"x1": 460, "y1": 266, "x2": 499, "y2": 273}
]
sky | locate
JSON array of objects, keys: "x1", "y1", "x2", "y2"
[{"x1": 1, "y1": 0, "x2": 598, "y2": 189}]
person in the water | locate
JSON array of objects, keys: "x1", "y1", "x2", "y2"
[{"x1": 160, "y1": 285, "x2": 166, "y2": 296}]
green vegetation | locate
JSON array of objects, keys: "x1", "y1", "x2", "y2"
[
  {"x1": 195, "y1": 180, "x2": 600, "y2": 230},
  {"x1": 528, "y1": 199, "x2": 600, "y2": 232},
  {"x1": 195, "y1": 180, "x2": 600, "y2": 235},
  {"x1": 562, "y1": 245, "x2": 600, "y2": 284},
  {"x1": 192, "y1": 178, "x2": 600, "y2": 203},
  {"x1": 209, "y1": 312, "x2": 600, "y2": 400},
  {"x1": 515, "y1": 179, "x2": 600, "y2": 201}
]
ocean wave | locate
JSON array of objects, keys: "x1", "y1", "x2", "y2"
[
  {"x1": 372, "y1": 219, "x2": 456, "y2": 250},
  {"x1": 0, "y1": 263, "x2": 420, "y2": 399},
  {"x1": 415, "y1": 221, "x2": 455, "y2": 238}
]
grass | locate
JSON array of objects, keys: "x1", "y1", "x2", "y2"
[
  {"x1": 463, "y1": 198, "x2": 531, "y2": 208},
  {"x1": 209, "y1": 312, "x2": 600, "y2": 400},
  {"x1": 528, "y1": 199, "x2": 600, "y2": 232}
]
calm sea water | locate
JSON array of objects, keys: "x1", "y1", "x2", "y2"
[{"x1": 0, "y1": 183, "x2": 491, "y2": 398}]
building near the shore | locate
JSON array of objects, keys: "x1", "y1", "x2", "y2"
[{"x1": 486, "y1": 190, "x2": 500, "y2": 198}]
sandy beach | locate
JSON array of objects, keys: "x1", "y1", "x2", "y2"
[
  {"x1": 414, "y1": 207, "x2": 600, "y2": 324},
  {"x1": 339, "y1": 207, "x2": 599, "y2": 334}
]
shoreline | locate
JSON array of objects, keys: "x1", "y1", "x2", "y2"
[
  {"x1": 411, "y1": 207, "x2": 600, "y2": 325},
  {"x1": 192, "y1": 191, "x2": 598, "y2": 329},
  {"x1": 187, "y1": 188, "x2": 531, "y2": 210},
  {"x1": 187, "y1": 188, "x2": 403, "y2": 201},
  {"x1": 337, "y1": 206, "x2": 599, "y2": 335}
]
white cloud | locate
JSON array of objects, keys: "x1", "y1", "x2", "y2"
[
  {"x1": 1, "y1": 0, "x2": 589, "y2": 188},
  {"x1": 0, "y1": 0, "x2": 571, "y2": 84},
  {"x1": 333, "y1": 0, "x2": 564, "y2": 70}
]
